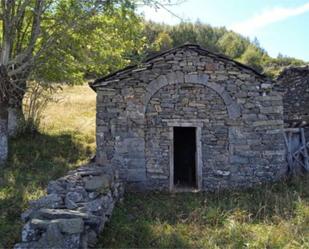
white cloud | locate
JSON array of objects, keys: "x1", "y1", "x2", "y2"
[
  {"x1": 138, "y1": 5, "x2": 188, "y2": 25},
  {"x1": 229, "y1": 2, "x2": 309, "y2": 36}
]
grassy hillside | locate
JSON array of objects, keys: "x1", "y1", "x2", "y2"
[
  {"x1": 0, "y1": 84, "x2": 308, "y2": 248},
  {"x1": 0, "y1": 84, "x2": 96, "y2": 248}
]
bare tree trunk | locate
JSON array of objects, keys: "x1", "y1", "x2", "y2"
[
  {"x1": 8, "y1": 103, "x2": 24, "y2": 136},
  {"x1": 8, "y1": 80, "x2": 26, "y2": 136},
  {"x1": 0, "y1": 64, "x2": 10, "y2": 165},
  {"x1": 0, "y1": 101, "x2": 8, "y2": 166}
]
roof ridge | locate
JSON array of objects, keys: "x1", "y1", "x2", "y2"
[{"x1": 90, "y1": 43, "x2": 267, "y2": 90}]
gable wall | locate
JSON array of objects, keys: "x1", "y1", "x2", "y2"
[
  {"x1": 95, "y1": 48, "x2": 287, "y2": 191},
  {"x1": 277, "y1": 66, "x2": 309, "y2": 124}
]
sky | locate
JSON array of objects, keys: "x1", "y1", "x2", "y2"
[{"x1": 138, "y1": 0, "x2": 309, "y2": 61}]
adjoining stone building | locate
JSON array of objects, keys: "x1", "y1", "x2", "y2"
[
  {"x1": 90, "y1": 44, "x2": 287, "y2": 191},
  {"x1": 277, "y1": 65, "x2": 309, "y2": 127}
]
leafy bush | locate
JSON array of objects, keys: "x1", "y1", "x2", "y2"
[{"x1": 22, "y1": 82, "x2": 62, "y2": 134}]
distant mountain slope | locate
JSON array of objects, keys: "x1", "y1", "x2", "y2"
[{"x1": 141, "y1": 21, "x2": 306, "y2": 78}]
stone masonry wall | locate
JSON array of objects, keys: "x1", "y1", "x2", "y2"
[
  {"x1": 277, "y1": 65, "x2": 309, "y2": 125},
  {"x1": 93, "y1": 45, "x2": 287, "y2": 191},
  {"x1": 14, "y1": 164, "x2": 124, "y2": 249}
]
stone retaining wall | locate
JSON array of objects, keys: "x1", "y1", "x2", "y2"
[{"x1": 14, "y1": 164, "x2": 124, "y2": 249}]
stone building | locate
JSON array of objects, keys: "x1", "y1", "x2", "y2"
[
  {"x1": 277, "y1": 65, "x2": 309, "y2": 127},
  {"x1": 90, "y1": 44, "x2": 287, "y2": 191}
]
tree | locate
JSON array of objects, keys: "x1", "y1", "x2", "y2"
[
  {"x1": 0, "y1": 0, "x2": 137, "y2": 165},
  {"x1": 239, "y1": 45, "x2": 264, "y2": 72},
  {"x1": 217, "y1": 32, "x2": 248, "y2": 59},
  {"x1": 1, "y1": 0, "x2": 48, "y2": 164},
  {"x1": 170, "y1": 22, "x2": 198, "y2": 46},
  {"x1": 0, "y1": 1, "x2": 81, "y2": 139},
  {"x1": 0, "y1": 0, "x2": 180, "y2": 165},
  {"x1": 34, "y1": 3, "x2": 145, "y2": 82},
  {"x1": 195, "y1": 22, "x2": 221, "y2": 52},
  {"x1": 263, "y1": 53, "x2": 305, "y2": 77},
  {"x1": 0, "y1": 65, "x2": 10, "y2": 164},
  {"x1": 142, "y1": 21, "x2": 306, "y2": 78},
  {"x1": 146, "y1": 31, "x2": 173, "y2": 53}
]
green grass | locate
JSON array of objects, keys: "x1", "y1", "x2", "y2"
[
  {"x1": 0, "y1": 132, "x2": 93, "y2": 247},
  {"x1": 99, "y1": 178, "x2": 309, "y2": 248},
  {"x1": 0, "y1": 85, "x2": 96, "y2": 248},
  {"x1": 0, "y1": 84, "x2": 309, "y2": 248}
]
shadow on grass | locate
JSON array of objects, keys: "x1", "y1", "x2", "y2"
[
  {"x1": 99, "y1": 177, "x2": 309, "y2": 248},
  {"x1": 0, "y1": 131, "x2": 93, "y2": 248}
]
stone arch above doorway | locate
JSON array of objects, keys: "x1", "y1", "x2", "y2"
[
  {"x1": 144, "y1": 72, "x2": 241, "y2": 119},
  {"x1": 145, "y1": 83, "x2": 230, "y2": 190}
]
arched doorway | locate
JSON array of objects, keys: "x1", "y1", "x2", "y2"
[{"x1": 145, "y1": 83, "x2": 229, "y2": 191}]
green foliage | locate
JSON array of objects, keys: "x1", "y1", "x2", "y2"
[
  {"x1": 170, "y1": 22, "x2": 198, "y2": 46},
  {"x1": 142, "y1": 21, "x2": 307, "y2": 76},
  {"x1": 83, "y1": 9, "x2": 146, "y2": 78},
  {"x1": 239, "y1": 45, "x2": 264, "y2": 72},
  {"x1": 150, "y1": 32, "x2": 173, "y2": 52},
  {"x1": 3, "y1": 1, "x2": 307, "y2": 85},
  {"x1": 263, "y1": 54, "x2": 305, "y2": 78},
  {"x1": 217, "y1": 32, "x2": 249, "y2": 59},
  {"x1": 32, "y1": 1, "x2": 146, "y2": 84},
  {"x1": 5, "y1": 1, "x2": 306, "y2": 84},
  {"x1": 194, "y1": 22, "x2": 226, "y2": 52}
]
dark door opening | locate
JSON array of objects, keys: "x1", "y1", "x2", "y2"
[{"x1": 173, "y1": 127, "x2": 197, "y2": 188}]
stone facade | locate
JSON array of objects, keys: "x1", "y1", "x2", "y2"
[
  {"x1": 276, "y1": 65, "x2": 309, "y2": 126},
  {"x1": 90, "y1": 44, "x2": 287, "y2": 191},
  {"x1": 14, "y1": 164, "x2": 124, "y2": 249}
]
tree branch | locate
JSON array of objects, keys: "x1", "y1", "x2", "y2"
[
  {"x1": 11, "y1": 0, "x2": 32, "y2": 26},
  {"x1": 7, "y1": 0, "x2": 44, "y2": 73}
]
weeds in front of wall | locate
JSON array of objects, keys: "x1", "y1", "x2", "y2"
[{"x1": 99, "y1": 176, "x2": 309, "y2": 248}]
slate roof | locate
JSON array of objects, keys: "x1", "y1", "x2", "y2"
[
  {"x1": 277, "y1": 65, "x2": 309, "y2": 80},
  {"x1": 90, "y1": 43, "x2": 267, "y2": 91}
]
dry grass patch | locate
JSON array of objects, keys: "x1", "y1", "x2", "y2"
[
  {"x1": 42, "y1": 84, "x2": 96, "y2": 136},
  {"x1": 0, "y1": 83, "x2": 96, "y2": 248}
]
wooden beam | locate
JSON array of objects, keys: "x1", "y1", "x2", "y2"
[
  {"x1": 300, "y1": 128, "x2": 309, "y2": 171},
  {"x1": 284, "y1": 130, "x2": 294, "y2": 174}
]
